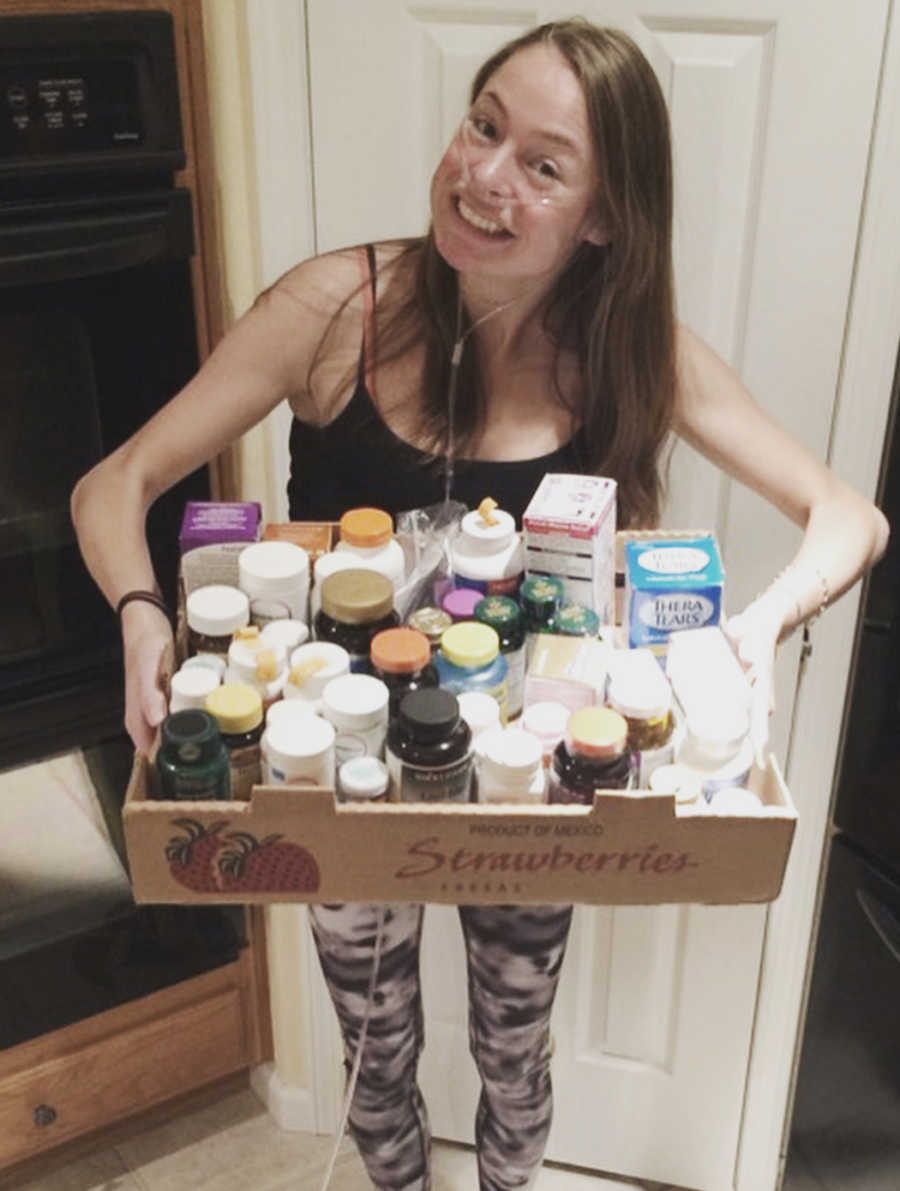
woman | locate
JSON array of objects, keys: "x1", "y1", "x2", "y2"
[{"x1": 71, "y1": 19, "x2": 887, "y2": 1191}]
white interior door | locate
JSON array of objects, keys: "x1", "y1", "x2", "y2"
[{"x1": 305, "y1": 2, "x2": 888, "y2": 1187}]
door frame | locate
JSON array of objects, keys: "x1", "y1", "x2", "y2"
[{"x1": 228, "y1": 0, "x2": 900, "y2": 1184}]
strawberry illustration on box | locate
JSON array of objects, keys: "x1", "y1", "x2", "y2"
[{"x1": 165, "y1": 818, "x2": 321, "y2": 894}]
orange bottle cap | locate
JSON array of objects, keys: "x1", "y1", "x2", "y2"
[
  {"x1": 339, "y1": 507, "x2": 393, "y2": 548},
  {"x1": 371, "y1": 627, "x2": 431, "y2": 674},
  {"x1": 567, "y1": 707, "x2": 628, "y2": 758}
]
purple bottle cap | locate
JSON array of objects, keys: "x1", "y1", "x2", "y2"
[{"x1": 442, "y1": 586, "x2": 484, "y2": 622}]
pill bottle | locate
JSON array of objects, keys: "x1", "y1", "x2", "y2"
[
  {"x1": 370, "y1": 626, "x2": 438, "y2": 717},
  {"x1": 205, "y1": 682, "x2": 264, "y2": 801},
  {"x1": 548, "y1": 707, "x2": 634, "y2": 804},
  {"x1": 607, "y1": 647, "x2": 674, "y2": 786},
  {"x1": 520, "y1": 575, "x2": 566, "y2": 664},
  {"x1": 386, "y1": 688, "x2": 473, "y2": 803},
  {"x1": 676, "y1": 705, "x2": 754, "y2": 802},
  {"x1": 520, "y1": 700, "x2": 571, "y2": 770},
  {"x1": 474, "y1": 595, "x2": 526, "y2": 720},
  {"x1": 441, "y1": 586, "x2": 483, "y2": 623},
  {"x1": 261, "y1": 712, "x2": 335, "y2": 787},
  {"x1": 407, "y1": 606, "x2": 453, "y2": 654},
  {"x1": 225, "y1": 634, "x2": 288, "y2": 710},
  {"x1": 477, "y1": 727, "x2": 545, "y2": 804},
  {"x1": 338, "y1": 755, "x2": 390, "y2": 803},
  {"x1": 434, "y1": 621, "x2": 508, "y2": 723},
  {"x1": 186, "y1": 584, "x2": 250, "y2": 657},
  {"x1": 334, "y1": 507, "x2": 406, "y2": 591},
  {"x1": 168, "y1": 665, "x2": 221, "y2": 714},
  {"x1": 265, "y1": 696, "x2": 318, "y2": 732},
  {"x1": 450, "y1": 503, "x2": 525, "y2": 596},
  {"x1": 648, "y1": 763, "x2": 704, "y2": 807},
  {"x1": 260, "y1": 618, "x2": 310, "y2": 654},
  {"x1": 310, "y1": 550, "x2": 363, "y2": 620},
  {"x1": 550, "y1": 604, "x2": 601, "y2": 638},
  {"x1": 284, "y1": 641, "x2": 351, "y2": 709},
  {"x1": 321, "y1": 672, "x2": 390, "y2": 766},
  {"x1": 457, "y1": 690, "x2": 502, "y2": 742},
  {"x1": 180, "y1": 652, "x2": 228, "y2": 680},
  {"x1": 239, "y1": 540, "x2": 310, "y2": 622},
  {"x1": 315, "y1": 568, "x2": 399, "y2": 672},
  {"x1": 156, "y1": 709, "x2": 231, "y2": 801}
]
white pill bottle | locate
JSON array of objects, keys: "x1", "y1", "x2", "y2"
[
  {"x1": 334, "y1": 507, "x2": 406, "y2": 589},
  {"x1": 450, "y1": 500, "x2": 525, "y2": 597}
]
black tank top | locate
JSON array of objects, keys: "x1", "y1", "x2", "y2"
[{"x1": 287, "y1": 247, "x2": 587, "y2": 527}]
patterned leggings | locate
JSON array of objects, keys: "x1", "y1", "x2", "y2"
[{"x1": 309, "y1": 902, "x2": 573, "y2": 1191}]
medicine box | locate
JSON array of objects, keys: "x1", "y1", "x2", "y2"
[
  {"x1": 523, "y1": 474, "x2": 617, "y2": 625},
  {"x1": 624, "y1": 535, "x2": 723, "y2": 654},
  {"x1": 179, "y1": 501, "x2": 262, "y2": 555}
]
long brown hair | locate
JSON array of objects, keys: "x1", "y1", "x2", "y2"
[{"x1": 311, "y1": 20, "x2": 677, "y2": 528}]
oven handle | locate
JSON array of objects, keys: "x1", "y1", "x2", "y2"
[{"x1": 0, "y1": 190, "x2": 194, "y2": 287}]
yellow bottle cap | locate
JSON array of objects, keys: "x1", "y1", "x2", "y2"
[
  {"x1": 567, "y1": 707, "x2": 628, "y2": 758},
  {"x1": 205, "y1": 682, "x2": 263, "y2": 734},
  {"x1": 440, "y1": 622, "x2": 499, "y2": 668},
  {"x1": 339, "y1": 507, "x2": 393, "y2": 548}
]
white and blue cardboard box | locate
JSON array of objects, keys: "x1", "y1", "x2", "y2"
[{"x1": 625, "y1": 536, "x2": 723, "y2": 652}]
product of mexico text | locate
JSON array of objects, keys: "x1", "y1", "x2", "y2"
[
  {"x1": 522, "y1": 474, "x2": 617, "y2": 625},
  {"x1": 624, "y1": 535, "x2": 723, "y2": 656}
]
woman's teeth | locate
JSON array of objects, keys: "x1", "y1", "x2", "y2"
[{"x1": 457, "y1": 198, "x2": 507, "y2": 236}]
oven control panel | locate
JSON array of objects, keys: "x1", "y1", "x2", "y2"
[{"x1": 1, "y1": 58, "x2": 142, "y2": 157}]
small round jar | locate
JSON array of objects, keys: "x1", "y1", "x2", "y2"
[
  {"x1": 676, "y1": 705, "x2": 754, "y2": 802},
  {"x1": 548, "y1": 706, "x2": 634, "y2": 804},
  {"x1": 205, "y1": 682, "x2": 264, "y2": 800},
  {"x1": 225, "y1": 635, "x2": 288, "y2": 709},
  {"x1": 156, "y1": 709, "x2": 231, "y2": 801},
  {"x1": 520, "y1": 701, "x2": 571, "y2": 770},
  {"x1": 284, "y1": 642, "x2": 351, "y2": 708},
  {"x1": 477, "y1": 727, "x2": 545, "y2": 804},
  {"x1": 441, "y1": 587, "x2": 483, "y2": 623},
  {"x1": 168, "y1": 665, "x2": 221, "y2": 713},
  {"x1": 648, "y1": 763, "x2": 704, "y2": 806},
  {"x1": 321, "y1": 673, "x2": 390, "y2": 765},
  {"x1": 550, "y1": 604, "x2": 601, "y2": 638},
  {"x1": 386, "y1": 688, "x2": 473, "y2": 803},
  {"x1": 265, "y1": 697, "x2": 318, "y2": 731},
  {"x1": 180, "y1": 652, "x2": 228, "y2": 680},
  {"x1": 520, "y1": 575, "x2": 566, "y2": 633},
  {"x1": 338, "y1": 755, "x2": 390, "y2": 803},
  {"x1": 335, "y1": 507, "x2": 406, "y2": 591},
  {"x1": 186, "y1": 585, "x2": 250, "y2": 657},
  {"x1": 450, "y1": 504, "x2": 525, "y2": 597},
  {"x1": 407, "y1": 606, "x2": 453, "y2": 654},
  {"x1": 239, "y1": 540, "x2": 310, "y2": 621},
  {"x1": 314, "y1": 568, "x2": 399, "y2": 672},
  {"x1": 434, "y1": 622, "x2": 508, "y2": 723},
  {"x1": 261, "y1": 713, "x2": 335, "y2": 787},
  {"x1": 474, "y1": 595, "x2": 526, "y2": 720},
  {"x1": 457, "y1": 690, "x2": 502, "y2": 743},
  {"x1": 260, "y1": 618, "x2": 310, "y2": 654},
  {"x1": 370, "y1": 626, "x2": 438, "y2": 717}
]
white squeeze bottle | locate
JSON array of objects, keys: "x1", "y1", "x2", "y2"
[{"x1": 450, "y1": 496, "x2": 525, "y2": 597}]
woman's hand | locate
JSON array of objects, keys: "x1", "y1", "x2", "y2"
[{"x1": 120, "y1": 601, "x2": 173, "y2": 754}]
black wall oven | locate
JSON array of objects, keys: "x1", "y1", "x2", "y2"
[
  {"x1": 0, "y1": 7, "x2": 209, "y2": 770},
  {"x1": 0, "y1": 9, "x2": 240, "y2": 1053}
]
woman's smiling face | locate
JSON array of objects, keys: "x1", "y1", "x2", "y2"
[{"x1": 431, "y1": 42, "x2": 606, "y2": 286}]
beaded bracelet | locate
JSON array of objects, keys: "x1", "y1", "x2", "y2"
[{"x1": 115, "y1": 589, "x2": 172, "y2": 626}]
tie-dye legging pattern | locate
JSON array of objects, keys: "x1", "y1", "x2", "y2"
[{"x1": 308, "y1": 901, "x2": 573, "y2": 1191}]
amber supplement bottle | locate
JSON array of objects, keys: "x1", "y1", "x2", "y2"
[
  {"x1": 205, "y1": 682, "x2": 264, "y2": 800},
  {"x1": 370, "y1": 626, "x2": 438, "y2": 717},
  {"x1": 156, "y1": 709, "x2": 231, "y2": 801},
  {"x1": 314, "y1": 568, "x2": 399, "y2": 672},
  {"x1": 547, "y1": 707, "x2": 634, "y2": 804},
  {"x1": 386, "y1": 688, "x2": 473, "y2": 802}
]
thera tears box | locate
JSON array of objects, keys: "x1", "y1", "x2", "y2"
[{"x1": 122, "y1": 757, "x2": 796, "y2": 907}]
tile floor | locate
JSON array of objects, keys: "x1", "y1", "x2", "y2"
[{"x1": 0, "y1": 1075, "x2": 683, "y2": 1191}]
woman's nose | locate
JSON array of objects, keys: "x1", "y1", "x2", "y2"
[{"x1": 468, "y1": 146, "x2": 517, "y2": 199}]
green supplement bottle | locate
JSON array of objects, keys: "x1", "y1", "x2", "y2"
[
  {"x1": 550, "y1": 603, "x2": 601, "y2": 638},
  {"x1": 156, "y1": 709, "x2": 231, "y2": 801},
  {"x1": 519, "y1": 574, "x2": 566, "y2": 665},
  {"x1": 474, "y1": 595, "x2": 526, "y2": 720}
]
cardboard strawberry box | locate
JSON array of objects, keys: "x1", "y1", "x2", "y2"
[{"x1": 121, "y1": 525, "x2": 797, "y2": 906}]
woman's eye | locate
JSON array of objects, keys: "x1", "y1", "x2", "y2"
[
  {"x1": 534, "y1": 159, "x2": 560, "y2": 183},
  {"x1": 470, "y1": 115, "x2": 497, "y2": 140}
]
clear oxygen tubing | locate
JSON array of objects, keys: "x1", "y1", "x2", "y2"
[{"x1": 316, "y1": 904, "x2": 387, "y2": 1191}]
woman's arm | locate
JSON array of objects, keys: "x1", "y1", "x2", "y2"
[
  {"x1": 71, "y1": 250, "x2": 362, "y2": 751},
  {"x1": 673, "y1": 326, "x2": 889, "y2": 757}
]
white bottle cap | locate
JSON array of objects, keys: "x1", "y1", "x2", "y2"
[
  {"x1": 607, "y1": 648, "x2": 672, "y2": 719},
  {"x1": 459, "y1": 507, "x2": 516, "y2": 554},
  {"x1": 339, "y1": 755, "x2": 390, "y2": 801},
  {"x1": 321, "y1": 674, "x2": 389, "y2": 731},
  {"x1": 186, "y1": 585, "x2": 250, "y2": 637},
  {"x1": 266, "y1": 698, "x2": 319, "y2": 730},
  {"x1": 240, "y1": 540, "x2": 309, "y2": 585},
  {"x1": 227, "y1": 637, "x2": 288, "y2": 684},
  {"x1": 684, "y1": 705, "x2": 749, "y2": 765},
  {"x1": 264, "y1": 714, "x2": 335, "y2": 762},
  {"x1": 260, "y1": 619, "x2": 310, "y2": 652},
  {"x1": 285, "y1": 642, "x2": 351, "y2": 702},
  {"x1": 458, "y1": 690, "x2": 502, "y2": 736},
  {"x1": 648, "y1": 763, "x2": 703, "y2": 804},
  {"x1": 521, "y1": 700, "x2": 571, "y2": 749},
  {"x1": 169, "y1": 665, "x2": 221, "y2": 712},
  {"x1": 480, "y1": 726, "x2": 543, "y2": 777},
  {"x1": 180, "y1": 652, "x2": 228, "y2": 679}
]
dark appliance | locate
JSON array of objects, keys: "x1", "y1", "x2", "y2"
[
  {"x1": 785, "y1": 353, "x2": 900, "y2": 1190},
  {"x1": 0, "y1": 9, "x2": 240, "y2": 1053}
]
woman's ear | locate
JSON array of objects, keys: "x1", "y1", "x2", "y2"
[{"x1": 583, "y1": 221, "x2": 610, "y2": 248}]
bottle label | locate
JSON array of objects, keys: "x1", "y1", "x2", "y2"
[
  {"x1": 504, "y1": 645, "x2": 526, "y2": 718},
  {"x1": 386, "y1": 750, "x2": 473, "y2": 802},
  {"x1": 229, "y1": 743, "x2": 262, "y2": 801},
  {"x1": 451, "y1": 571, "x2": 524, "y2": 597},
  {"x1": 167, "y1": 770, "x2": 230, "y2": 800}
]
